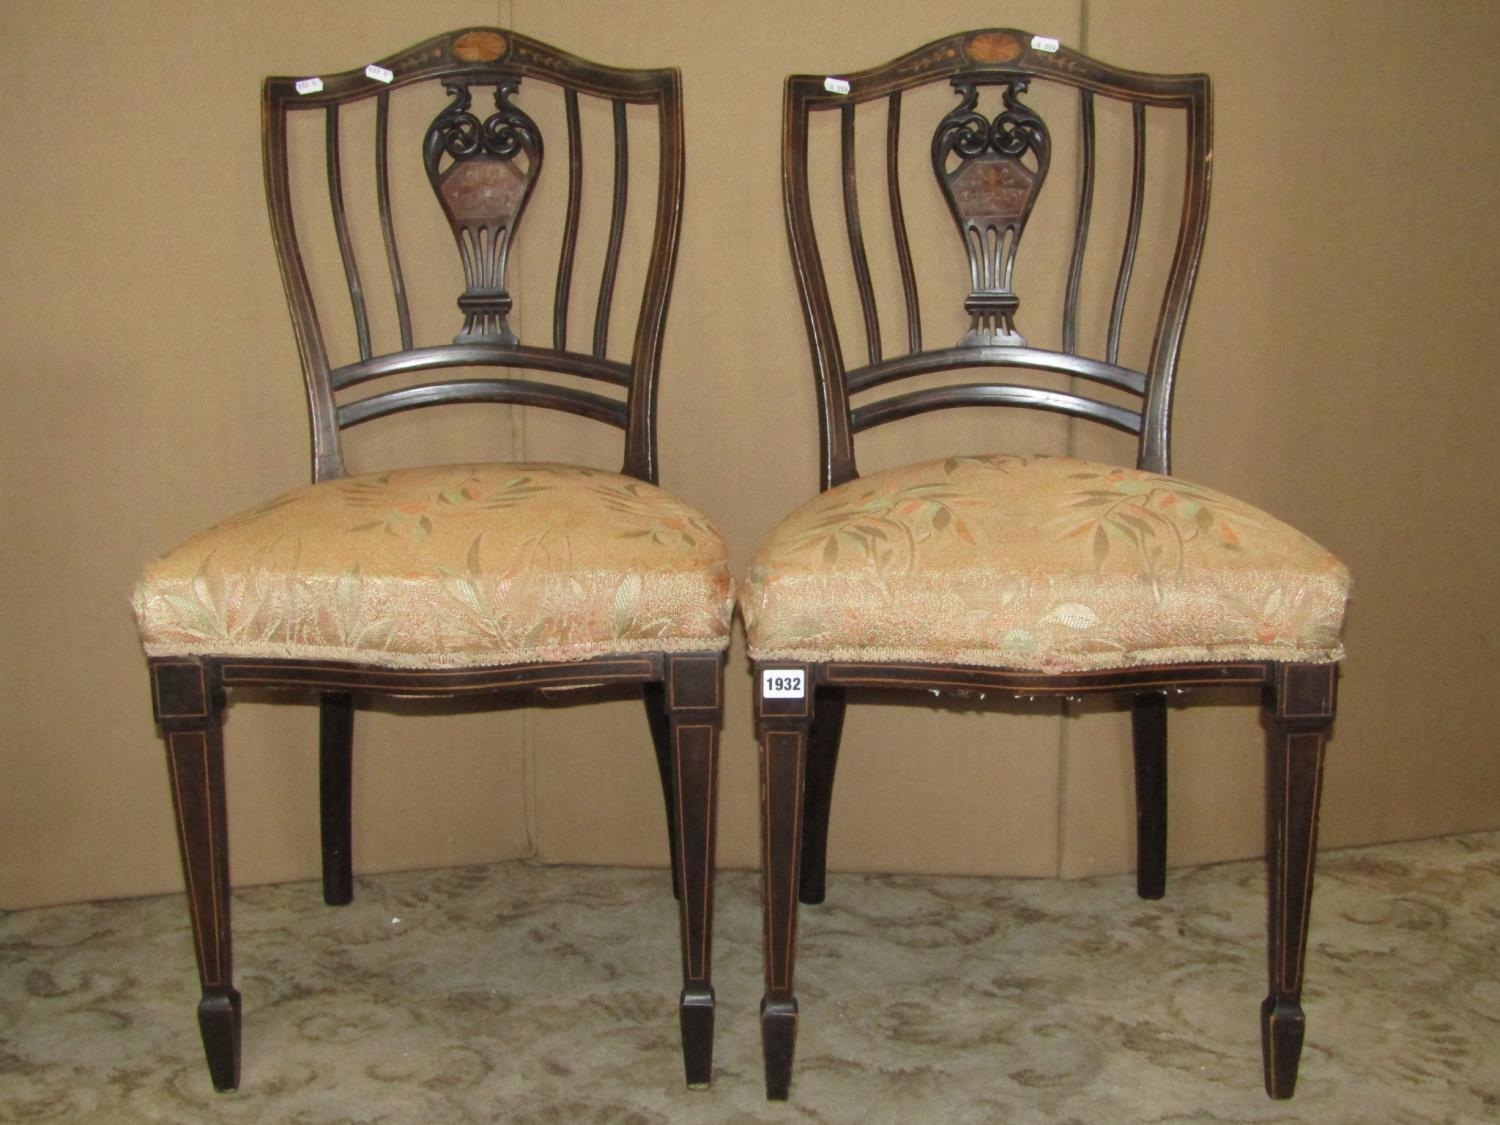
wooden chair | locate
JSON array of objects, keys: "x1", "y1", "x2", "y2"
[
  {"x1": 133, "y1": 29, "x2": 728, "y2": 1091},
  {"x1": 744, "y1": 30, "x2": 1349, "y2": 1100}
]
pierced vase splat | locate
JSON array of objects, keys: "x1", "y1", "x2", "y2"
[
  {"x1": 931, "y1": 80, "x2": 1050, "y2": 347},
  {"x1": 424, "y1": 81, "x2": 543, "y2": 345}
]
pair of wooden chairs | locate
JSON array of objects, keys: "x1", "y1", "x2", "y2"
[{"x1": 133, "y1": 28, "x2": 1348, "y2": 1102}]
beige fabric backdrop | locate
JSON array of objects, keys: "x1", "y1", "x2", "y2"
[{"x1": 2, "y1": 0, "x2": 1497, "y2": 908}]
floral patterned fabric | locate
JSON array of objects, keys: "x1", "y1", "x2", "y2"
[
  {"x1": 135, "y1": 463, "x2": 733, "y2": 668},
  {"x1": 740, "y1": 454, "x2": 1349, "y2": 672}
]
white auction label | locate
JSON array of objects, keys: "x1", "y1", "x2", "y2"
[
  {"x1": 295, "y1": 77, "x2": 324, "y2": 95},
  {"x1": 1030, "y1": 35, "x2": 1060, "y2": 53},
  {"x1": 761, "y1": 669, "x2": 807, "y2": 699},
  {"x1": 365, "y1": 64, "x2": 394, "y2": 84},
  {"x1": 823, "y1": 76, "x2": 851, "y2": 95}
]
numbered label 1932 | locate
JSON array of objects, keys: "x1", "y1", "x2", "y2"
[{"x1": 761, "y1": 669, "x2": 807, "y2": 699}]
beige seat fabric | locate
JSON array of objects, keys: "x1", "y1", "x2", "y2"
[
  {"x1": 740, "y1": 454, "x2": 1349, "y2": 673},
  {"x1": 135, "y1": 463, "x2": 734, "y2": 668}
]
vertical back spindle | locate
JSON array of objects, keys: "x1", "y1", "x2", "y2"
[
  {"x1": 842, "y1": 104, "x2": 882, "y2": 365},
  {"x1": 555, "y1": 89, "x2": 583, "y2": 351},
  {"x1": 1063, "y1": 90, "x2": 1096, "y2": 355},
  {"x1": 374, "y1": 93, "x2": 413, "y2": 351},
  {"x1": 1107, "y1": 101, "x2": 1147, "y2": 367},
  {"x1": 326, "y1": 105, "x2": 372, "y2": 361},
  {"x1": 886, "y1": 92, "x2": 921, "y2": 355},
  {"x1": 593, "y1": 99, "x2": 628, "y2": 359}
]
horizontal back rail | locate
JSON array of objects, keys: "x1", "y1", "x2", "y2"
[
  {"x1": 329, "y1": 344, "x2": 632, "y2": 392},
  {"x1": 336, "y1": 378, "x2": 627, "y2": 429},
  {"x1": 264, "y1": 31, "x2": 674, "y2": 107},
  {"x1": 851, "y1": 384, "x2": 1141, "y2": 435},
  {"x1": 845, "y1": 346, "x2": 1146, "y2": 396},
  {"x1": 788, "y1": 42, "x2": 1207, "y2": 110}
]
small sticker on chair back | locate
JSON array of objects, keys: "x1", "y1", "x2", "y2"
[
  {"x1": 823, "y1": 77, "x2": 851, "y2": 95},
  {"x1": 295, "y1": 77, "x2": 324, "y2": 95},
  {"x1": 364, "y1": 64, "x2": 395, "y2": 84},
  {"x1": 762, "y1": 669, "x2": 807, "y2": 699},
  {"x1": 1030, "y1": 36, "x2": 1060, "y2": 53}
]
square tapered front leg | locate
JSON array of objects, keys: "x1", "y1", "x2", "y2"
[
  {"x1": 755, "y1": 663, "x2": 815, "y2": 1099},
  {"x1": 1261, "y1": 662, "x2": 1337, "y2": 1098},
  {"x1": 665, "y1": 652, "x2": 724, "y2": 1088},
  {"x1": 153, "y1": 659, "x2": 240, "y2": 1092}
]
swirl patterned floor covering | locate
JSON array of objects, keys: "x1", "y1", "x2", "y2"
[{"x1": 3, "y1": 833, "x2": 1497, "y2": 1122}]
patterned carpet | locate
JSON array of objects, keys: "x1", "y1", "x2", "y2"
[{"x1": 3, "y1": 833, "x2": 1498, "y2": 1123}]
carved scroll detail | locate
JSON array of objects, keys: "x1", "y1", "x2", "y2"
[
  {"x1": 424, "y1": 81, "x2": 543, "y2": 344},
  {"x1": 931, "y1": 80, "x2": 1050, "y2": 346}
]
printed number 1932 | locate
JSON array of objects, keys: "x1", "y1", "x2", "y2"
[{"x1": 761, "y1": 669, "x2": 806, "y2": 699}]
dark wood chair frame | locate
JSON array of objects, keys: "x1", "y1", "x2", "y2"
[
  {"x1": 755, "y1": 29, "x2": 1336, "y2": 1100},
  {"x1": 147, "y1": 29, "x2": 722, "y2": 1092}
]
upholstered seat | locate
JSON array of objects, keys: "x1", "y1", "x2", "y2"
[
  {"x1": 741, "y1": 454, "x2": 1347, "y2": 672},
  {"x1": 136, "y1": 463, "x2": 733, "y2": 668}
]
